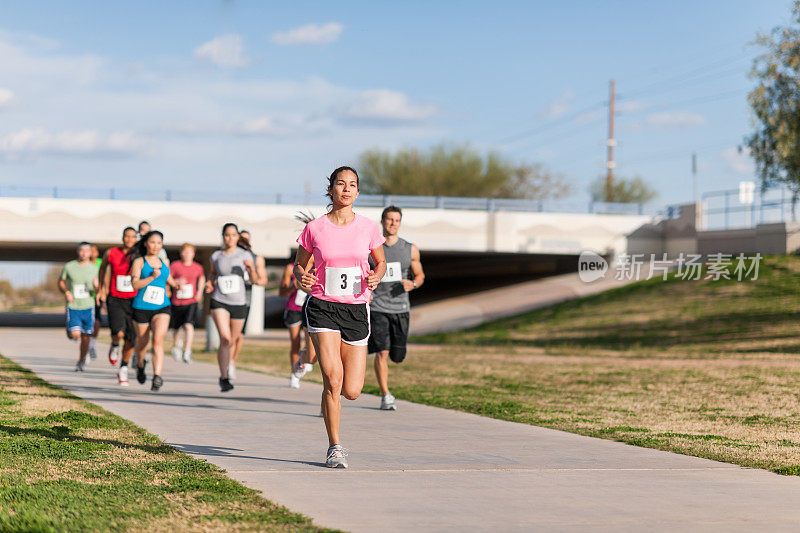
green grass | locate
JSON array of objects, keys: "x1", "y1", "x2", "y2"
[{"x1": 0, "y1": 356, "x2": 337, "y2": 533}]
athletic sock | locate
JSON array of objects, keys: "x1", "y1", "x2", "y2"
[{"x1": 90, "y1": 338, "x2": 97, "y2": 349}]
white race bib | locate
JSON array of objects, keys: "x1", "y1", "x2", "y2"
[
  {"x1": 142, "y1": 286, "x2": 165, "y2": 306},
  {"x1": 176, "y1": 284, "x2": 194, "y2": 299},
  {"x1": 294, "y1": 290, "x2": 308, "y2": 307},
  {"x1": 218, "y1": 275, "x2": 241, "y2": 295},
  {"x1": 115, "y1": 275, "x2": 134, "y2": 293},
  {"x1": 324, "y1": 266, "x2": 361, "y2": 297},
  {"x1": 381, "y1": 262, "x2": 403, "y2": 283},
  {"x1": 72, "y1": 284, "x2": 90, "y2": 299}
]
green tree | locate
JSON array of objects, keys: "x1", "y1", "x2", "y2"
[
  {"x1": 358, "y1": 143, "x2": 571, "y2": 199},
  {"x1": 747, "y1": 1, "x2": 800, "y2": 204},
  {"x1": 589, "y1": 175, "x2": 657, "y2": 203}
]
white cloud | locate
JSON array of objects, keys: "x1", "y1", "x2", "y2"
[
  {"x1": 721, "y1": 146, "x2": 755, "y2": 175},
  {"x1": 616, "y1": 100, "x2": 645, "y2": 114},
  {"x1": 540, "y1": 91, "x2": 575, "y2": 119},
  {"x1": 194, "y1": 34, "x2": 248, "y2": 68},
  {"x1": 0, "y1": 128, "x2": 148, "y2": 158},
  {"x1": 343, "y1": 89, "x2": 436, "y2": 125},
  {"x1": 645, "y1": 111, "x2": 706, "y2": 128},
  {"x1": 272, "y1": 22, "x2": 343, "y2": 46},
  {"x1": 0, "y1": 88, "x2": 14, "y2": 107}
]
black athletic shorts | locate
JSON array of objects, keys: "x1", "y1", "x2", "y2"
[
  {"x1": 368, "y1": 311, "x2": 410, "y2": 363},
  {"x1": 210, "y1": 299, "x2": 249, "y2": 320},
  {"x1": 304, "y1": 297, "x2": 369, "y2": 346},
  {"x1": 133, "y1": 305, "x2": 171, "y2": 324},
  {"x1": 107, "y1": 295, "x2": 136, "y2": 342},
  {"x1": 283, "y1": 309, "x2": 306, "y2": 328},
  {"x1": 170, "y1": 303, "x2": 198, "y2": 330}
]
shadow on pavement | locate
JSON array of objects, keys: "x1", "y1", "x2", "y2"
[{"x1": 170, "y1": 442, "x2": 327, "y2": 468}]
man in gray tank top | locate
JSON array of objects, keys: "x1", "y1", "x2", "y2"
[{"x1": 368, "y1": 205, "x2": 425, "y2": 411}]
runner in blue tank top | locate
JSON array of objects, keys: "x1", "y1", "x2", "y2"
[{"x1": 129, "y1": 230, "x2": 176, "y2": 391}]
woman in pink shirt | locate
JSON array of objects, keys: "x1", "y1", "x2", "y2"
[{"x1": 294, "y1": 166, "x2": 386, "y2": 468}]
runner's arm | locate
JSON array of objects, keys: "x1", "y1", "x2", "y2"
[
  {"x1": 293, "y1": 246, "x2": 317, "y2": 291},
  {"x1": 367, "y1": 246, "x2": 387, "y2": 290},
  {"x1": 256, "y1": 255, "x2": 267, "y2": 286},
  {"x1": 196, "y1": 274, "x2": 206, "y2": 302},
  {"x1": 205, "y1": 263, "x2": 217, "y2": 293},
  {"x1": 98, "y1": 250, "x2": 111, "y2": 299},
  {"x1": 404, "y1": 244, "x2": 425, "y2": 291},
  {"x1": 278, "y1": 264, "x2": 294, "y2": 297},
  {"x1": 130, "y1": 258, "x2": 155, "y2": 290}
]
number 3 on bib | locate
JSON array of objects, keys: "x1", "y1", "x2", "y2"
[{"x1": 324, "y1": 267, "x2": 361, "y2": 296}]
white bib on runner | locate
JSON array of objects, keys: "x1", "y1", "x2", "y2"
[
  {"x1": 115, "y1": 275, "x2": 134, "y2": 293},
  {"x1": 294, "y1": 290, "x2": 308, "y2": 307},
  {"x1": 218, "y1": 275, "x2": 241, "y2": 295},
  {"x1": 142, "y1": 286, "x2": 165, "y2": 306},
  {"x1": 381, "y1": 262, "x2": 403, "y2": 283},
  {"x1": 72, "y1": 284, "x2": 90, "y2": 299},
  {"x1": 324, "y1": 266, "x2": 361, "y2": 297},
  {"x1": 176, "y1": 284, "x2": 194, "y2": 300}
]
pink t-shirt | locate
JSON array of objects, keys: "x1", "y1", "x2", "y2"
[
  {"x1": 296, "y1": 213, "x2": 385, "y2": 305},
  {"x1": 170, "y1": 261, "x2": 204, "y2": 306}
]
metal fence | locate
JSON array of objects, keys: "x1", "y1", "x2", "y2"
[
  {"x1": 699, "y1": 186, "x2": 796, "y2": 230},
  {"x1": 0, "y1": 184, "x2": 650, "y2": 216}
]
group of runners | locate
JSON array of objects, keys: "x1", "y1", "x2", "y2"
[{"x1": 58, "y1": 165, "x2": 425, "y2": 467}]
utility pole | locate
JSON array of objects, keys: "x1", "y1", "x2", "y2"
[
  {"x1": 605, "y1": 79, "x2": 616, "y2": 202},
  {"x1": 692, "y1": 152, "x2": 698, "y2": 204}
]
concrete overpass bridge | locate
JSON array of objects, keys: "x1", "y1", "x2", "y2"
[{"x1": 0, "y1": 190, "x2": 655, "y2": 332}]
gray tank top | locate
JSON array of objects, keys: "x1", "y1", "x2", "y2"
[
  {"x1": 370, "y1": 237, "x2": 412, "y2": 314},
  {"x1": 211, "y1": 248, "x2": 249, "y2": 305}
]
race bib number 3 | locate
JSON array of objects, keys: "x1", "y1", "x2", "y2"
[
  {"x1": 142, "y1": 286, "x2": 165, "y2": 306},
  {"x1": 381, "y1": 262, "x2": 403, "y2": 283},
  {"x1": 324, "y1": 267, "x2": 361, "y2": 297},
  {"x1": 72, "y1": 284, "x2": 90, "y2": 299},
  {"x1": 218, "y1": 275, "x2": 241, "y2": 295},
  {"x1": 116, "y1": 275, "x2": 134, "y2": 293},
  {"x1": 294, "y1": 290, "x2": 308, "y2": 307},
  {"x1": 176, "y1": 284, "x2": 194, "y2": 299}
]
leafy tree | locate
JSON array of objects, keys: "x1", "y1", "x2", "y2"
[
  {"x1": 747, "y1": 1, "x2": 800, "y2": 210},
  {"x1": 589, "y1": 175, "x2": 657, "y2": 203},
  {"x1": 358, "y1": 143, "x2": 571, "y2": 199}
]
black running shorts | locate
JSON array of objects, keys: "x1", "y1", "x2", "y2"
[
  {"x1": 283, "y1": 309, "x2": 305, "y2": 328},
  {"x1": 304, "y1": 297, "x2": 370, "y2": 346},
  {"x1": 368, "y1": 311, "x2": 410, "y2": 363},
  {"x1": 107, "y1": 295, "x2": 136, "y2": 342},
  {"x1": 132, "y1": 305, "x2": 171, "y2": 324},
  {"x1": 210, "y1": 299, "x2": 249, "y2": 320},
  {"x1": 169, "y1": 303, "x2": 198, "y2": 330}
]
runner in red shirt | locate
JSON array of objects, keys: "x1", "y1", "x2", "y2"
[{"x1": 98, "y1": 226, "x2": 138, "y2": 385}]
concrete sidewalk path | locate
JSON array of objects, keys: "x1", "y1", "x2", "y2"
[{"x1": 2, "y1": 328, "x2": 800, "y2": 532}]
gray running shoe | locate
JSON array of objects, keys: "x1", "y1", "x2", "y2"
[
  {"x1": 89, "y1": 346, "x2": 97, "y2": 360},
  {"x1": 380, "y1": 393, "x2": 397, "y2": 411},
  {"x1": 75, "y1": 360, "x2": 85, "y2": 372},
  {"x1": 326, "y1": 445, "x2": 348, "y2": 469}
]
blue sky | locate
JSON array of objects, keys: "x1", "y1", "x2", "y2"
[{"x1": 0, "y1": 0, "x2": 793, "y2": 208}]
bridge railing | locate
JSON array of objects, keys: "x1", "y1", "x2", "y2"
[{"x1": 0, "y1": 184, "x2": 649, "y2": 216}]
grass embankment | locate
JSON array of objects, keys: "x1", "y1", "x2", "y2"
[
  {"x1": 213, "y1": 255, "x2": 800, "y2": 475},
  {"x1": 0, "y1": 356, "x2": 333, "y2": 532}
]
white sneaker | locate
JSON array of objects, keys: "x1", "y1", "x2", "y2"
[
  {"x1": 182, "y1": 350, "x2": 192, "y2": 363},
  {"x1": 118, "y1": 365, "x2": 129, "y2": 386},
  {"x1": 325, "y1": 445, "x2": 348, "y2": 469},
  {"x1": 292, "y1": 359, "x2": 310, "y2": 379},
  {"x1": 289, "y1": 373, "x2": 300, "y2": 389},
  {"x1": 380, "y1": 393, "x2": 397, "y2": 411},
  {"x1": 228, "y1": 364, "x2": 236, "y2": 380},
  {"x1": 171, "y1": 347, "x2": 182, "y2": 361},
  {"x1": 303, "y1": 363, "x2": 313, "y2": 374},
  {"x1": 108, "y1": 344, "x2": 121, "y2": 366}
]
